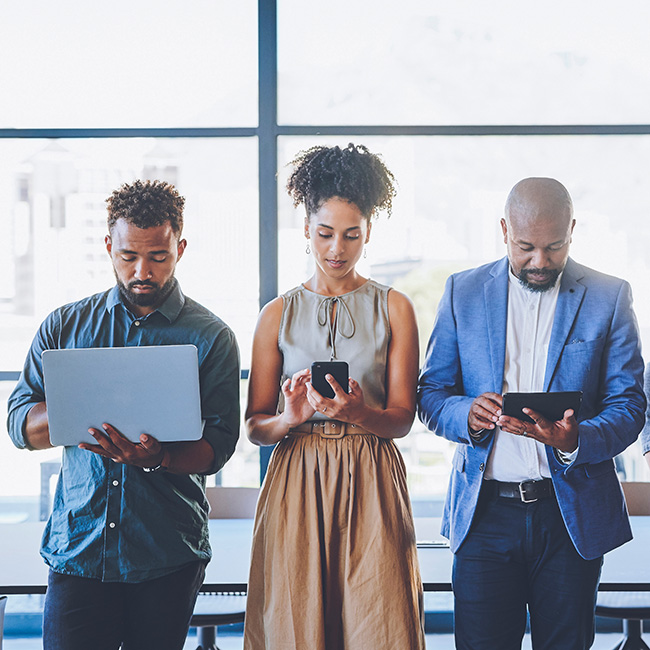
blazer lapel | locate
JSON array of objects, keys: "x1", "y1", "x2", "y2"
[
  {"x1": 544, "y1": 258, "x2": 585, "y2": 390},
  {"x1": 484, "y1": 258, "x2": 509, "y2": 393}
]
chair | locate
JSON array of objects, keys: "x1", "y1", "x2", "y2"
[
  {"x1": 191, "y1": 591, "x2": 247, "y2": 650},
  {"x1": 204, "y1": 486, "x2": 260, "y2": 519},
  {"x1": 189, "y1": 487, "x2": 259, "y2": 650},
  {"x1": 596, "y1": 482, "x2": 650, "y2": 649},
  {"x1": 0, "y1": 595, "x2": 7, "y2": 649}
]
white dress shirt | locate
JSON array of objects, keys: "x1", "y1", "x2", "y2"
[{"x1": 484, "y1": 269, "x2": 563, "y2": 482}]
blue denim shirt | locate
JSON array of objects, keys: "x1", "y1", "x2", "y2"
[{"x1": 7, "y1": 280, "x2": 240, "y2": 582}]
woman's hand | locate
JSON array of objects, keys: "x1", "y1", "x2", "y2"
[
  {"x1": 306, "y1": 375, "x2": 367, "y2": 424},
  {"x1": 281, "y1": 368, "x2": 317, "y2": 428}
]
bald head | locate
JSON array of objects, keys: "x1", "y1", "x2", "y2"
[
  {"x1": 505, "y1": 177, "x2": 573, "y2": 229},
  {"x1": 501, "y1": 178, "x2": 576, "y2": 292}
]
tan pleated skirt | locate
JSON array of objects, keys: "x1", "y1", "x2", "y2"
[{"x1": 243, "y1": 430, "x2": 426, "y2": 650}]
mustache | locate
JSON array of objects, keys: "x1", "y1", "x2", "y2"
[
  {"x1": 128, "y1": 280, "x2": 158, "y2": 288},
  {"x1": 520, "y1": 268, "x2": 558, "y2": 280}
]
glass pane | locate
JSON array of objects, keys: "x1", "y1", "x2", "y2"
[
  {"x1": 0, "y1": 0, "x2": 257, "y2": 128},
  {"x1": 278, "y1": 0, "x2": 650, "y2": 126},
  {"x1": 1, "y1": 137, "x2": 260, "y2": 494},
  {"x1": 278, "y1": 134, "x2": 650, "y2": 496},
  {"x1": 0, "y1": 380, "x2": 62, "y2": 522}
]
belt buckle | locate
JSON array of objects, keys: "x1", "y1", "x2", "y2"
[
  {"x1": 319, "y1": 422, "x2": 345, "y2": 439},
  {"x1": 518, "y1": 480, "x2": 538, "y2": 503}
]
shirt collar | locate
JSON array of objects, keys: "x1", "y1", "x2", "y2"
[{"x1": 106, "y1": 278, "x2": 185, "y2": 323}]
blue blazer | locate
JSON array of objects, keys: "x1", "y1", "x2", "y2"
[{"x1": 417, "y1": 257, "x2": 646, "y2": 560}]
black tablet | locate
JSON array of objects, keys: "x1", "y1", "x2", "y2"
[{"x1": 502, "y1": 391, "x2": 583, "y2": 424}]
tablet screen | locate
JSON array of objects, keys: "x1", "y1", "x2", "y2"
[{"x1": 502, "y1": 391, "x2": 583, "y2": 424}]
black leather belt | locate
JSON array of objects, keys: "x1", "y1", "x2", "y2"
[{"x1": 483, "y1": 478, "x2": 554, "y2": 503}]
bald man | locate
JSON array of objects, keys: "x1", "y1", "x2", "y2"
[{"x1": 418, "y1": 178, "x2": 645, "y2": 650}]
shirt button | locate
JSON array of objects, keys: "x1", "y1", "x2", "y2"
[
  {"x1": 134, "y1": 321, "x2": 141, "y2": 327},
  {"x1": 479, "y1": 462, "x2": 485, "y2": 472},
  {"x1": 109, "y1": 522, "x2": 116, "y2": 529},
  {"x1": 112, "y1": 480, "x2": 119, "y2": 487}
]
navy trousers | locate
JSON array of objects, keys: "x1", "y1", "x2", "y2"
[
  {"x1": 43, "y1": 561, "x2": 206, "y2": 650},
  {"x1": 453, "y1": 485, "x2": 603, "y2": 650}
]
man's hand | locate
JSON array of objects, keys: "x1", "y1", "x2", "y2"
[
  {"x1": 468, "y1": 392, "x2": 503, "y2": 433},
  {"x1": 497, "y1": 408, "x2": 579, "y2": 453},
  {"x1": 79, "y1": 423, "x2": 166, "y2": 469}
]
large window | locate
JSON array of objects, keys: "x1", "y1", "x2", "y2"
[
  {"x1": 0, "y1": 1, "x2": 258, "y2": 129},
  {"x1": 2, "y1": 0, "x2": 650, "y2": 518},
  {"x1": 278, "y1": 134, "x2": 650, "y2": 494},
  {"x1": 278, "y1": 0, "x2": 650, "y2": 126}
]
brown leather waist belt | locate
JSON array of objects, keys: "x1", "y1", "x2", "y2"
[
  {"x1": 288, "y1": 421, "x2": 371, "y2": 439},
  {"x1": 483, "y1": 478, "x2": 554, "y2": 503}
]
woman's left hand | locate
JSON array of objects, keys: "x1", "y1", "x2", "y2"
[{"x1": 306, "y1": 375, "x2": 366, "y2": 424}]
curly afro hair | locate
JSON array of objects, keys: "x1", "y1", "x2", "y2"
[
  {"x1": 106, "y1": 180, "x2": 185, "y2": 235},
  {"x1": 286, "y1": 143, "x2": 397, "y2": 219}
]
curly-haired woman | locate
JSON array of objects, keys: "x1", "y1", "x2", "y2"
[{"x1": 243, "y1": 144, "x2": 425, "y2": 650}]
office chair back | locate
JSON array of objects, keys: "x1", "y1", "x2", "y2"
[
  {"x1": 205, "y1": 487, "x2": 259, "y2": 519},
  {"x1": 190, "y1": 487, "x2": 259, "y2": 649}
]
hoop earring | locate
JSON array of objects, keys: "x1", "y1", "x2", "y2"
[
  {"x1": 363, "y1": 247, "x2": 367, "y2": 259},
  {"x1": 306, "y1": 242, "x2": 311, "y2": 254}
]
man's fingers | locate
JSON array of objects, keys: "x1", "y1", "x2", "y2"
[
  {"x1": 140, "y1": 434, "x2": 162, "y2": 456},
  {"x1": 473, "y1": 403, "x2": 501, "y2": 423},
  {"x1": 88, "y1": 427, "x2": 117, "y2": 451},
  {"x1": 78, "y1": 442, "x2": 116, "y2": 460},
  {"x1": 522, "y1": 408, "x2": 548, "y2": 427}
]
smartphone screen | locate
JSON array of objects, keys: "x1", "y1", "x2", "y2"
[{"x1": 310, "y1": 361, "x2": 349, "y2": 399}]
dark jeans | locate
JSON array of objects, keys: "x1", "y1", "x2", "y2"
[
  {"x1": 453, "y1": 485, "x2": 603, "y2": 650},
  {"x1": 43, "y1": 561, "x2": 206, "y2": 650}
]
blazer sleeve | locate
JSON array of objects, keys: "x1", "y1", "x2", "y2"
[
  {"x1": 571, "y1": 280, "x2": 646, "y2": 467},
  {"x1": 637, "y1": 363, "x2": 650, "y2": 455},
  {"x1": 417, "y1": 275, "x2": 486, "y2": 447}
]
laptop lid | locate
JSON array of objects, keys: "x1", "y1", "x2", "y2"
[{"x1": 42, "y1": 345, "x2": 203, "y2": 447}]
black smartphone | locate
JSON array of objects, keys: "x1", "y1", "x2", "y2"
[
  {"x1": 502, "y1": 391, "x2": 583, "y2": 424},
  {"x1": 310, "y1": 361, "x2": 349, "y2": 399}
]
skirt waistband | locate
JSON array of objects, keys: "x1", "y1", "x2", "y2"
[{"x1": 288, "y1": 420, "x2": 371, "y2": 439}]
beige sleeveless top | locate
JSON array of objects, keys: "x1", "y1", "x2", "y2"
[{"x1": 278, "y1": 279, "x2": 391, "y2": 420}]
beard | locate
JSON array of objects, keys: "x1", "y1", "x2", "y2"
[
  {"x1": 115, "y1": 274, "x2": 176, "y2": 309},
  {"x1": 517, "y1": 267, "x2": 561, "y2": 293}
]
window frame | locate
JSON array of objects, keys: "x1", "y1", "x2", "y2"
[{"x1": 2, "y1": 0, "x2": 650, "y2": 479}]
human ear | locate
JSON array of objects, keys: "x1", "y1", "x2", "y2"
[
  {"x1": 177, "y1": 238, "x2": 187, "y2": 261},
  {"x1": 500, "y1": 218, "x2": 508, "y2": 244}
]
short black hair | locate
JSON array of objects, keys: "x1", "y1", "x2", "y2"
[
  {"x1": 286, "y1": 143, "x2": 397, "y2": 219},
  {"x1": 106, "y1": 180, "x2": 185, "y2": 235}
]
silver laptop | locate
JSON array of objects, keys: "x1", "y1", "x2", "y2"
[{"x1": 42, "y1": 345, "x2": 203, "y2": 447}]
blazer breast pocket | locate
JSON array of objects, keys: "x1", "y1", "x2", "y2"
[
  {"x1": 561, "y1": 337, "x2": 605, "y2": 357},
  {"x1": 557, "y1": 338, "x2": 605, "y2": 390}
]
